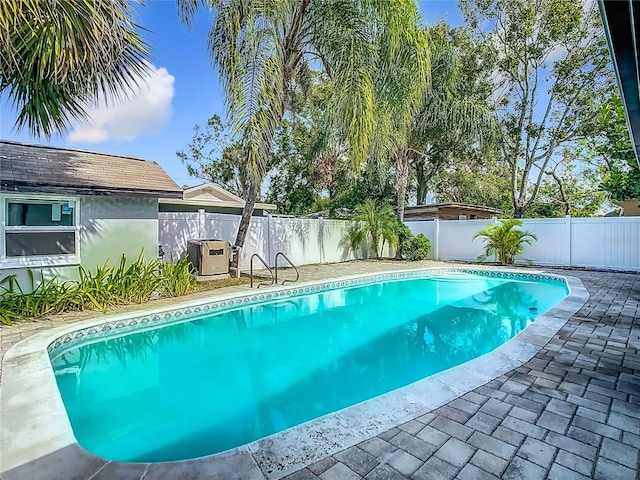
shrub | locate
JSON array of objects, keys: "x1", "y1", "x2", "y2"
[
  {"x1": 0, "y1": 253, "x2": 197, "y2": 325},
  {"x1": 405, "y1": 233, "x2": 432, "y2": 261},
  {"x1": 396, "y1": 222, "x2": 413, "y2": 256},
  {"x1": 473, "y1": 219, "x2": 537, "y2": 265},
  {"x1": 160, "y1": 256, "x2": 198, "y2": 297}
]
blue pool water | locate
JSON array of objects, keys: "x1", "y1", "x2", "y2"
[{"x1": 50, "y1": 273, "x2": 568, "y2": 462}]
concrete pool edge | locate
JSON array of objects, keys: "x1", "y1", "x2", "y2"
[{"x1": 0, "y1": 268, "x2": 589, "y2": 480}]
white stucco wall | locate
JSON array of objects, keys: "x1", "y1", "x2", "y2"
[{"x1": 0, "y1": 195, "x2": 158, "y2": 291}]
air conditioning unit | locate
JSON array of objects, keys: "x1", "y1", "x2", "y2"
[{"x1": 187, "y1": 239, "x2": 230, "y2": 275}]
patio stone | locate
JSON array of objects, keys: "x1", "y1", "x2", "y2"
[
  {"x1": 594, "y1": 457, "x2": 637, "y2": 480},
  {"x1": 554, "y1": 449, "x2": 593, "y2": 476},
  {"x1": 384, "y1": 450, "x2": 421, "y2": 476},
  {"x1": 502, "y1": 456, "x2": 546, "y2": 480},
  {"x1": 320, "y1": 463, "x2": 361, "y2": 480},
  {"x1": 469, "y1": 450, "x2": 509, "y2": 477},
  {"x1": 516, "y1": 437, "x2": 557, "y2": 469},
  {"x1": 433, "y1": 437, "x2": 475, "y2": 467},
  {"x1": 411, "y1": 456, "x2": 458, "y2": 480}
]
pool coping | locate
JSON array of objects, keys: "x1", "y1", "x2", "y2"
[{"x1": 0, "y1": 267, "x2": 590, "y2": 480}]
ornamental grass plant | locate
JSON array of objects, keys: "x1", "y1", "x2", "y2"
[{"x1": 0, "y1": 253, "x2": 197, "y2": 325}]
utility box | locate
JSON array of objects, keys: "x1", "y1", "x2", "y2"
[{"x1": 187, "y1": 239, "x2": 230, "y2": 275}]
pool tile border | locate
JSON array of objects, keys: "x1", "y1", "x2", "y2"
[{"x1": 0, "y1": 267, "x2": 589, "y2": 480}]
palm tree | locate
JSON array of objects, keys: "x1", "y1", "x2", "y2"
[
  {"x1": 352, "y1": 200, "x2": 398, "y2": 258},
  {"x1": 473, "y1": 219, "x2": 537, "y2": 265},
  {"x1": 178, "y1": 0, "x2": 428, "y2": 269},
  {"x1": 0, "y1": 0, "x2": 150, "y2": 137}
]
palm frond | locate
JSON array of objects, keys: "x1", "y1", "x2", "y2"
[{"x1": 1, "y1": 0, "x2": 151, "y2": 137}]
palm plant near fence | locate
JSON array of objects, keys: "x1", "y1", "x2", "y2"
[
  {"x1": 473, "y1": 219, "x2": 537, "y2": 265},
  {"x1": 351, "y1": 201, "x2": 398, "y2": 259}
]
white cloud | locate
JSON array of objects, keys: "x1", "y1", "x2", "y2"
[{"x1": 68, "y1": 63, "x2": 175, "y2": 144}]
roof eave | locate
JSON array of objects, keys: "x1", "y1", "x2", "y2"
[{"x1": 1, "y1": 182, "x2": 183, "y2": 199}]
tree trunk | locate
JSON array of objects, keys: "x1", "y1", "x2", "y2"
[
  {"x1": 394, "y1": 149, "x2": 410, "y2": 260},
  {"x1": 395, "y1": 150, "x2": 410, "y2": 223},
  {"x1": 231, "y1": 182, "x2": 258, "y2": 270}
]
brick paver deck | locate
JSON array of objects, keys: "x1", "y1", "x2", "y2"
[
  {"x1": 283, "y1": 269, "x2": 640, "y2": 480},
  {"x1": 1, "y1": 262, "x2": 638, "y2": 479}
]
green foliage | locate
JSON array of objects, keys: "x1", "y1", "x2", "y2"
[
  {"x1": 345, "y1": 222, "x2": 367, "y2": 256},
  {"x1": 0, "y1": 254, "x2": 197, "y2": 325},
  {"x1": 460, "y1": 0, "x2": 615, "y2": 217},
  {"x1": 350, "y1": 201, "x2": 398, "y2": 258},
  {"x1": 396, "y1": 223, "x2": 432, "y2": 260},
  {"x1": 1, "y1": 0, "x2": 150, "y2": 137},
  {"x1": 330, "y1": 164, "x2": 397, "y2": 217},
  {"x1": 593, "y1": 96, "x2": 640, "y2": 201},
  {"x1": 404, "y1": 234, "x2": 432, "y2": 261},
  {"x1": 525, "y1": 161, "x2": 606, "y2": 217},
  {"x1": 473, "y1": 219, "x2": 537, "y2": 265},
  {"x1": 160, "y1": 256, "x2": 199, "y2": 297},
  {"x1": 266, "y1": 120, "x2": 323, "y2": 215},
  {"x1": 177, "y1": 115, "x2": 252, "y2": 198},
  {"x1": 431, "y1": 160, "x2": 513, "y2": 214},
  {"x1": 397, "y1": 222, "x2": 414, "y2": 255},
  {"x1": 408, "y1": 23, "x2": 498, "y2": 211}
]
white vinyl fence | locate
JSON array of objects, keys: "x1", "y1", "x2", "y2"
[
  {"x1": 407, "y1": 216, "x2": 640, "y2": 271},
  {"x1": 160, "y1": 211, "x2": 640, "y2": 272},
  {"x1": 159, "y1": 211, "x2": 384, "y2": 271}
]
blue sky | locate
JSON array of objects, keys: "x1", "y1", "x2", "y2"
[{"x1": 0, "y1": 1, "x2": 463, "y2": 187}]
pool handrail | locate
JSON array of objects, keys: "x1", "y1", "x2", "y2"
[
  {"x1": 250, "y1": 253, "x2": 275, "y2": 288},
  {"x1": 274, "y1": 252, "x2": 300, "y2": 285}
]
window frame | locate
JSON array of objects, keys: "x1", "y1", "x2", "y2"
[{"x1": 1, "y1": 194, "x2": 81, "y2": 269}]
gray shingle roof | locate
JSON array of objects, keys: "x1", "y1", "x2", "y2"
[{"x1": 0, "y1": 141, "x2": 182, "y2": 198}]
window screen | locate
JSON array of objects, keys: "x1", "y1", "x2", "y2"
[
  {"x1": 7, "y1": 201, "x2": 75, "y2": 227},
  {"x1": 5, "y1": 232, "x2": 76, "y2": 257},
  {"x1": 4, "y1": 198, "x2": 78, "y2": 260}
]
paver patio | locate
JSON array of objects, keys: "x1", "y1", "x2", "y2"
[{"x1": 1, "y1": 261, "x2": 638, "y2": 479}]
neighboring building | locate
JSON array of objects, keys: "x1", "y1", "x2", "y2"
[
  {"x1": 0, "y1": 141, "x2": 182, "y2": 288},
  {"x1": 614, "y1": 199, "x2": 640, "y2": 216},
  {"x1": 404, "y1": 203, "x2": 503, "y2": 221},
  {"x1": 159, "y1": 182, "x2": 276, "y2": 216}
]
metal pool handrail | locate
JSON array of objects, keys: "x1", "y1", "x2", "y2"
[
  {"x1": 250, "y1": 253, "x2": 275, "y2": 288},
  {"x1": 274, "y1": 252, "x2": 300, "y2": 285}
]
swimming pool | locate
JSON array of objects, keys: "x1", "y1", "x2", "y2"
[{"x1": 48, "y1": 270, "x2": 568, "y2": 462}]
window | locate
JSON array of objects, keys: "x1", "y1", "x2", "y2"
[{"x1": 2, "y1": 196, "x2": 79, "y2": 266}]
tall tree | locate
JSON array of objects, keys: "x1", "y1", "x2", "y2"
[
  {"x1": 430, "y1": 158, "x2": 513, "y2": 214},
  {"x1": 178, "y1": 0, "x2": 428, "y2": 268},
  {"x1": 397, "y1": 24, "x2": 496, "y2": 219},
  {"x1": 177, "y1": 115, "x2": 251, "y2": 198},
  {"x1": 460, "y1": 0, "x2": 615, "y2": 217},
  {"x1": 592, "y1": 96, "x2": 640, "y2": 201},
  {"x1": 0, "y1": 0, "x2": 150, "y2": 137}
]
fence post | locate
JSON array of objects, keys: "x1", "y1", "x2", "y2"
[
  {"x1": 198, "y1": 208, "x2": 205, "y2": 239},
  {"x1": 266, "y1": 213, "x2": 272, "y2": 267},
  {"x1": 566, "y1": 215, "x2": 572, "y2": 267},
  {"x1": 434, "y1": 218, "x2": 440, "y2": 260}
]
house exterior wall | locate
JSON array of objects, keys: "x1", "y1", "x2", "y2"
[
  {"x1": 405, "y1": 207, "x2": 497, "y2": 221},
  {"x1": 0, "y1": 195, "x2": 158, "y2": 291}
]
